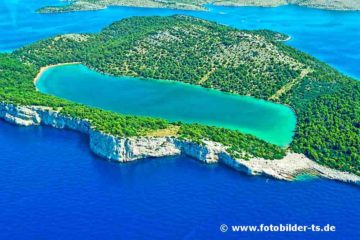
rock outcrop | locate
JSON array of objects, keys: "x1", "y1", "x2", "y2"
[
  {"x1": 0, "y1": 102, "x2": 359, "y2": 185},
  {"x1": 38, "y1": 0, "x2": 360, "y2": 13},
  {"x1": 89, "y1": 131, "x2": 181, "y2": 161},
  {"x1": 214, "y1": 0, "x2": 360, "y2": 11}
]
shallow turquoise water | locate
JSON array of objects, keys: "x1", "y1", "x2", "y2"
[{"x1": 37, "y1": 64, "x2": 296, "y2": 146}]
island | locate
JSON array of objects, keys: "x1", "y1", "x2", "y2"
[
  {"x1": 1, "y1": 16, "x2": 359, "y2": 183},
  {"x1": 37, "y1": 0, "x2": 360, "y2": 13}
]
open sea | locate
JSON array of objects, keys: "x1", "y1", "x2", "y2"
[{"x1": 0, "y1": 0, "x2": 359, "y2": 239}]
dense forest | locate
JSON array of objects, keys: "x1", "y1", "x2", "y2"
[
  {"x1": 5, "y1": 15, "x2": 360, "y2": 174},
  {"x1": 0, "y1": 53, "x2": 285, "y2": 160}
]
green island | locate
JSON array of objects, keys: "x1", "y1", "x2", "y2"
[
  {"x1": 38, "y1": 0, "x2": 360, "y2": 13},
  {"x1": 1, "y1": 15, "x2": 359, "y2": 175}
]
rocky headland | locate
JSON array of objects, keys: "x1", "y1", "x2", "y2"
[{"x1": 1, "y1": 102, "x2": 359, "y2": 185}]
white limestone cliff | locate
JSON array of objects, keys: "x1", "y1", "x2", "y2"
[{"x1": 0, "y1": 102, "x2": 359, "y2": 185}]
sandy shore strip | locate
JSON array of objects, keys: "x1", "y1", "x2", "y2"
[
  {"x1": 284, "y1": 36, "x2": 292, "y2": 41},
  {"x1": 277, "y1": 36, "x2": 292, "y2": 42},
  {"x1": 28, "y1": 62, "x2": 359, "y2": 185},
  {"x1": 33, "y1": 62, "x2": 81, "y2": 86}
]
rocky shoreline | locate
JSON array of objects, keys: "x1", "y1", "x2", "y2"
[
  {"x1": 213, "y1": 0, "x2": 360, "y2": 11},
  {"x1": 0, "y1": 102, "x2": 359, "y2": 185},
  {"x1": 37, "y1": 0, "x2": 360, "y2": 13}
]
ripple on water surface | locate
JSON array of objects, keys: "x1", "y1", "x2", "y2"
[{"x1": 0, "y1": 121, "x2": 359, "y2": 240}]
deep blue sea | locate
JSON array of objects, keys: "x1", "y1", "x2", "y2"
[
  {"x1": 1, "y1": 121, "x2": 359, "y2": 240},
  {"x1": 0, "y1": 0, "x2": 359, "y2": 239}
]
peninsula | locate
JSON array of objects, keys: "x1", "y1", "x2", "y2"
[
  {"x1": 1, "y1": 16, "x2": 359, "y2": 183},
  {"x1": 37, "y1": 0, "x2": 360, "y2": 13}
]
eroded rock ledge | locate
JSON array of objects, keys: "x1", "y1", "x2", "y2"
[{"x1": 0, "y1": 102, "x2": 359, "y2": 185}]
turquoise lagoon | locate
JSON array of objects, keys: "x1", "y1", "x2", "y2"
[{"x1": 36, "y1": 64, "x2": 296, "y2": 146}]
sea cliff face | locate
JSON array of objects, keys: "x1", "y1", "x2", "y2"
[
  {"x1": 0, "y1": 102, "x2": 359, "y2": 185},
  {"x1": 89, "y1": 131, "x2": 181, "y2": 161},
  {"x1": 0, "y1": 103, "x2": 90, "y2": 132},
  {"x1": 89, "y1": 130, "x2": 224, "y2": 164}
]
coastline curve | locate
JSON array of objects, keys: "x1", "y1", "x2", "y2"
[{"x1": 0, "y1": 102, "x2": 358, "y2": 185}]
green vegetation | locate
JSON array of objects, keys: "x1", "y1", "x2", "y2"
[
  {"x1": 4, "y1": 15, "x2": 360, "y2": 174},
  {"x1": 0, "y1": 52, "x2": 285, "y2": 161},
  {"x1": 37, "y1": 0, "x2": 360, "y2": 13},
  {"x1": 37, "y1": 0, "x2": 209, "y2": 13},
  {"x1": 179, "y1": 124, "x2": 285, "y2": 160},
  {"x1": 0, "y1": 54, "x2": 171, "y2": 136}
]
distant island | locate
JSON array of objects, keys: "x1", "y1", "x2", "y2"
[
  {"x1": 38, "y1": 0, "x2": 360, "y2": 13},
  {"x1": 1, "y1": 16, "x2": 359, "y2": 183}
]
